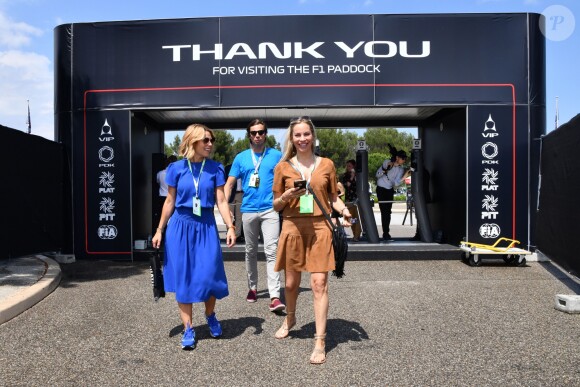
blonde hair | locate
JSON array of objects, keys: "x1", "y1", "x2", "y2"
[
  {"x1": 281, "y1": 117, "x2": 317, "y2": 161},
  {"x1": 179, "y1": 123, "x2": 214, "y2": 160}
]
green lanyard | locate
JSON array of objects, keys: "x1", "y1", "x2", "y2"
[{"x1": 187, "y1": 158, "x2": 205, "y2": 199}]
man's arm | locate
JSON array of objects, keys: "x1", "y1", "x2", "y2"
[{"x1": 224, "y1": 175, "x2": 237, "y2": 203}]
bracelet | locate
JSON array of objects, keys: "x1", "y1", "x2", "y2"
[
  {"x1": 156, "y1": 227, "x2": 163, "y2": 232},
  {"x1": 227, "y1": 225, "x2": 235, "y2": 230},
  {"x1": 279, "y1": 196, "x2": 286, "y2": 204},
  {"x1": 341, "y1": 207, "x2": 348, "y2": 214}
]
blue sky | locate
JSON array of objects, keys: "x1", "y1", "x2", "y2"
[{"x1": 0, "y1": 0, "x2": 578, "y2": 141}]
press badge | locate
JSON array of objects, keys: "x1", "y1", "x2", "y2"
[
  {"x1": 249, "y1": 173, "x2": 260, "y2": 188},
  {"x1": 192, "y1": 197, "x2": 202, "y2": 216},
  {"x1": 299, "y1": 194, "x2": 314, "y2": 214}
]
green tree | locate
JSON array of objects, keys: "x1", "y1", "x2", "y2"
[
  {"x1": 212, "y1": 130, "x2": 235, "y2": 165},
  {"x1": 316, "y1": 129, "x2": 359, "y2": 172},
  {"x1": 365, "y1": 127, "x2": 414, "y2": 157},
  {"x1": 231, "y1": 137, "x2": 249, "y2": 157},
  {"x1": 265, "y1": 134, "x2": 280, "y2": 150},
  {"x1": 165, "y1": 134, "x2": 181, "y2": 157}
]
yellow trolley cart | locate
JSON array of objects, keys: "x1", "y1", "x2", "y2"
[{"x1": 459, "y1": 237, "x2": 532, "y2": 267}]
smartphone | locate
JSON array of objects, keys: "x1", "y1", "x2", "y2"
[{"x1": 294, "y1": 179, "x2": 307, "y2": 190}]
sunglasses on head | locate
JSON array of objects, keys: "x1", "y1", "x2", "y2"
[
  {"x1": 290, "y1": 115, "x2": 312, "y2": 123},
  {"x1": 202, "y1": 137, "x2": 215, "y2": 144},
  {"x1": 249, "y1": 129, "x2": 266, "y2": 136}
]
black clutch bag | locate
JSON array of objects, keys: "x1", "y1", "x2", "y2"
[
  {"x1": 311, "y1": 191, "x2": 348, "y2": 279},
  {"x1": 149, "y1": 249, "x2": 165, "y2": 301}
]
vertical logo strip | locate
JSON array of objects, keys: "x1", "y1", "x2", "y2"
[
  {"x1": 480, "y1": 114, "x2": 501, "y2": 238},
  {"x1": 96, "y1": 119, "x2": 119, "y2": 246}
]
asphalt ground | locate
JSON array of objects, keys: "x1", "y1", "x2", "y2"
[{"x1": 1, "y1": 257, "x2": 579, "y2": 386}]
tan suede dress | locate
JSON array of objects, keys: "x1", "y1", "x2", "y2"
[{"x1": 273, "y1": 158, "x2": 337, "y2": 273}]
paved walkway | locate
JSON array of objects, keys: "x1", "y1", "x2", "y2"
[
  {"x1": 0, "y1": 255, "x2": 61, "y2": 325},
  {"x1": 1, "y1": 255, "x2": 579, "y2": 385},
  {"x1": 0, "y1": 203, "x2": 412, "y2": 326}
]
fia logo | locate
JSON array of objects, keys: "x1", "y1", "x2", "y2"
[
  {"x1": 479, "y1": 223, "x2": 501, "y2": 238},
  {"x1": 98, "y1": 225, "x2": 118, "y2": 239}
]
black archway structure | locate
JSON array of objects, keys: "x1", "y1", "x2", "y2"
[{"x1": 55, "y1": 13, "x2": 545, "y2": 260}]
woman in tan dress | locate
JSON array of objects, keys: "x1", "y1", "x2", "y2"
[{"x1": 272, "y1": 116, "x2": 352, "y2": 364}]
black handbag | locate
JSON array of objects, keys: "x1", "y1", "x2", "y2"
[
  {"x1": 311, "y1": 191, "x2": 348, "y2": 278},
  {"x1": 149, "y1": 249, "x2": 165, "y2": 301}
]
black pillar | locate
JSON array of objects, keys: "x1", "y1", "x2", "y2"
[
  {"x1": 412, "y1": 149, "x2": 433, "y2": 242},
  {"x1": 356, "y1": 148, "x2": 380, "y2": 243}
]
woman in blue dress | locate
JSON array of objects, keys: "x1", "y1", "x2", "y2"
[{"x1": 152, "y1": 123, "x2": 236, "y2": 350}]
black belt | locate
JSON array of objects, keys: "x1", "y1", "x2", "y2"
[{"x1": 236, "y1": 190, "x2": 243, "y2": 193}]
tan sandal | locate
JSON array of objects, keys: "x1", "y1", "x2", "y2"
[
  {"x1": 274, "y1": 311, "x2": 295, "y2": 339},
  {"x1": 310, "y1": 333, "x2": 326, "y2": 364}
]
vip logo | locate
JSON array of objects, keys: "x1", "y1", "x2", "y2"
[
  {"x1": 479, "y1": 223, "x2": 501, "y2": 238},
  {"x1": 99, "y1": 119, "x2": 115, "y2": 142},
  {"x1": 484, "y1": 114, "x2": 496, "y2": 132},
  {"x1": 98, "y1": 225, "x2": 117, "y2": 239},
  {"x1": 482, "y1": 114, "x2": 498, "y2": 137}
]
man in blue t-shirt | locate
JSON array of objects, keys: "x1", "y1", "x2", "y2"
[{"x1": 225, "y1": 119, "x2": 285, "y2": 312}]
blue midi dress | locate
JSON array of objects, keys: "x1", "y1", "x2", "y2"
[{"x1": 163, "y1": 158, "x2": 229, "y2": 304}]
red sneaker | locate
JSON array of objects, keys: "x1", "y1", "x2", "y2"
[
  {"x1": 246, "y1": 289, "x2": 257, "y2": 303},
  {"x1": 269, "y1": 298, "x2": 286, "y2": 312}
]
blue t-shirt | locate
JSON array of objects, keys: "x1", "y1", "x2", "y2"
[
  {"x1": 166, "y1": 158, "x2": 226, "y2": 208},
  {"x1": 229, "y1": 148, "x2": 282, "y2": 212}
]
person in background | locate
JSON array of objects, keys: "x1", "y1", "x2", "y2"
[
  {"x1": 225, "y1": 164, "x2": 245, "y2": 243},
  {"x1": 341, "y1": 159, "x2": 362, "y2": 241},
  {"x1": 375, "y1": 150, "x2": 411, "y2": 241},
  {"x1": 331, "y1": 180, "x2": 346, "y2": 225},
  {"x1": 272, "y1": 116, "x2": 352, "y2": 365},
  {"x1": 155, "y1": 155, "x2": 177, "y2": 233},
  {"x1": 224, "y1": 119, "x2": 285, "y2": 312},
  {"x1": 152, "y1": 124, "x2": 236, "y2": 350}
]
